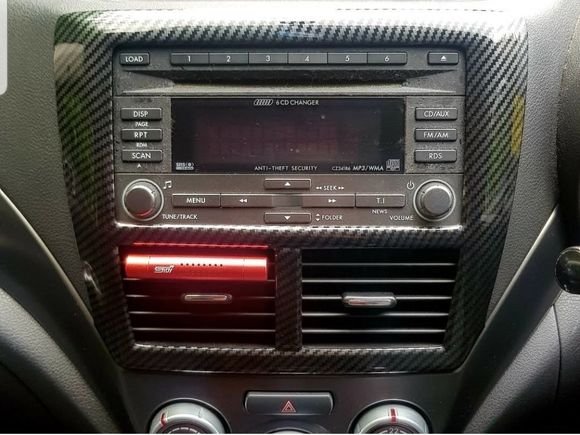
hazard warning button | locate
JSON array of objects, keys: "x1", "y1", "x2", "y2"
[{"x1": 245, "y1": 392, "x2": 333, "y2": 416}]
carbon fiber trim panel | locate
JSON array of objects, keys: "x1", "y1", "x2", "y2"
[{"x1": 54, "y1": 6, "x2": 527, "y2": 373}]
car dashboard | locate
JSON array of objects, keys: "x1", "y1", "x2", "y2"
[{"x1": 0, "y1": 0, "x2": 579, "y2": 433}]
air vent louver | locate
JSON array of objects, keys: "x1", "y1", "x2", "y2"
[
  {"x1": 122, "y1": 247, "x2": 275, "y2": 347},
  {"x1": 301, "y1": 248, "x2": 458, "y2": 347}
]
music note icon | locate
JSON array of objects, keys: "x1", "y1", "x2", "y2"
[{"x1": 162, "y1": 180, "x2": 172, "y2": 190}]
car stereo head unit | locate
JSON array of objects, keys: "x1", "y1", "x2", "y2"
[{"x1": 113, "y1": 48, "x2": 465, "y2": 227}]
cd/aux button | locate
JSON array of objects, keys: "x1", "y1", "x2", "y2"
[
  {"x1": 221, "y1": 194, "x2": 274, "y2": 208},
  {"x1": 172, "y1": 194, "x2": 220, "y2": 208},
  {"x1": 415, "y1": 108, "x2": 458, "y2": 121}
]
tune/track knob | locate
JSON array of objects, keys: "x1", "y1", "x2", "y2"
[
  {"x1": 122, "y1": 180, "x2": 163, "y2": 221},
  {"x1": 352, "y1": 403, "x2": 429, "y2": 434},
  {"x1": 413, "y1": 180, "x2": 455, "y2": 221},
  {"x1": 149, "y1": 402, "x2": 226, "y2": 434}
]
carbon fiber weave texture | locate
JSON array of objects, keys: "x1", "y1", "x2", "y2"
[{"x1": 54, "y1": 6, "x2": 527, "y2": 373}]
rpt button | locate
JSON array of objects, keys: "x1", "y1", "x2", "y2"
[{"x1": 121, "y1": 129, "x2": 163, "y2": 141}]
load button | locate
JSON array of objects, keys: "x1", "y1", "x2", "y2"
[{"x1": 245, "y1": 392, "x2": 333, "y2": 415}]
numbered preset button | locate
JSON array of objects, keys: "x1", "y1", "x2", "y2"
[
  {"x1": 209, "y1": 53, "x2": 249, "y2": 64},
  {"x1": 170, "y1": 53, "x2": 209, "y2": 65},
  {"x1": 367, "y1": 52, "x2": 408, "y2": 65},
  {"x1": 328, "y1": 53, "x2": 367, "y2": 64},
  {"x1": 249, "y1": 53, "x2": 288, "y2": 64},
  {"x1": 288, "y1": 53, "x2": 328, "y2": 64}
]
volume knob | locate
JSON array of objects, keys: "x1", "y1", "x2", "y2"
[
  {"x1": 122, "y1": 180, "x2": 163, "y2": 221},
  {"x1": 413, "y1": 181, "x2": 455, "y2": 221}
]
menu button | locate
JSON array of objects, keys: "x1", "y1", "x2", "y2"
[{"x1": 172, "y1": 194, "x2": 220, "y2": 208}]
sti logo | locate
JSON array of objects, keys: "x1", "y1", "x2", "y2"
[
  {"x1": 154, "y1": 265, "x2": 175, "y2": 274},
  {"x1": 253, "y1": 98, "x2": 274, "y2": 107}
]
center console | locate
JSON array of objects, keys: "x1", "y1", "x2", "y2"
[{"x1": 54, "y1": 6, "x2": 527, "y2": 433}]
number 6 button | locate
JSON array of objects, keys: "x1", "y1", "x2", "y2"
[{"x1": 367, "y1": 52, "x2": 408, "y2": 65}]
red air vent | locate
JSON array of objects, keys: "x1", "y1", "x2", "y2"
[
  {"x1": 124, "y1": 254, "x2": 268, "y2": 281},
  {"x1": 121, "y1": 246, "x2": 275, "y2": 347}
]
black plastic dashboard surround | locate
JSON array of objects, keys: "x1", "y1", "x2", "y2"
[{"x1": 54, "y1": 8, "x2": 527, "y2": 374}]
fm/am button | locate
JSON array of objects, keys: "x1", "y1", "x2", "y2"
[{"x1": 415, "y1": 129, "x2": 457, "y2": 142}]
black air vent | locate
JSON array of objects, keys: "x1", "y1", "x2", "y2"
[
  {"x1": 301, "y1": 248, "x2": 458, "y2": 347},
  {"x1": 122, "y1": 247, "x2": 276, "y2": 347}
]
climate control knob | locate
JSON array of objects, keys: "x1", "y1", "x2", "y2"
[
  {"x1": 149, "y1": 402, "x2": 226, "y2": 434},
  {"x1": 413, "y1": 181, "x2": 455, "y2": 221},
  {"x1": 353, "y1": 403, "x2": 429, "y2": 434},
  {"x1": 122, "y1": 180, "x2": 163, "y2": 221}
]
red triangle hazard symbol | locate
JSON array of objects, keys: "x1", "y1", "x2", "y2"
[{"x1": 281, "y1": 400, "x2": 297, "y2": 413}]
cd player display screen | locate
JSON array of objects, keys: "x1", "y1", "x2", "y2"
[{"x1": 171, "y1": 98, "x2": 405, "y2": 173}]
